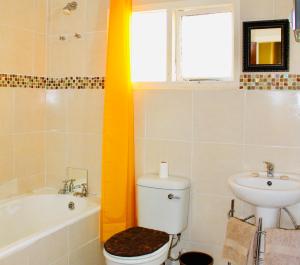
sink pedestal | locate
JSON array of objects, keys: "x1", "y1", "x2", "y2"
[{"x1": 256, "y1": 207, "x2": 280, "y2": 229}]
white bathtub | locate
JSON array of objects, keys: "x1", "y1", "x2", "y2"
[{"x1": 0, "y1": 194, "x2": 101, "y2": 263}]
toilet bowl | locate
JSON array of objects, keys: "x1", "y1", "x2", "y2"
[
  {"x1": 103, "y1": 175, "x2": 190, "y2": 265},
  {"x1": 104, "y1": 238, "x2": 171, "y2": 265}
]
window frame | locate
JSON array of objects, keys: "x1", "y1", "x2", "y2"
[
  {"x1": 175, "y1": 5, "x2": 234, "y2": 82},
  {"x1": 132, "y1": 1, "x2": 237, "y2": 89}
]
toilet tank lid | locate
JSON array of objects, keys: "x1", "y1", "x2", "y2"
[{"x1": 138, "y1": 174, "x2": 190, "y2": 190}]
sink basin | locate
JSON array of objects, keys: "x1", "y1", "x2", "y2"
[{"x1": 229, "y1": 172, "x2": 300, "y2": 208}]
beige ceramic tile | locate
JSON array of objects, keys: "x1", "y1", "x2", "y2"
[
  {"x1": 1, "y1": 248, "x2": 29, "y2": 265},
  {"x1": 193, "y1": 90, "x2": 244, "y2": 144},
  {"x1": 14, "y1": 87, "x2": 45, "y2": 133},
  {"x1": 240, "y1": 0, "x2": 275, "y2": 20},
  {"x1": 14, "y1": 133, "x2": 45, "y2": 178},
  {"x1": 18, "y1": 173, "x2": 44, "y2": 193},
  {"x1": 190, "y1": 194, "x2": 231, "y2": 245},
  {"x1": 46, "y1": 132, "x2": 66, "y2": 188},
  {"x1": 134, "y1": 90, "x2": 146, "y2": 138},
  {"x1": 66, "y1": 89, "x2": 104, "y2": 134},
  {"x1": 0, "y1": 135, "x2": 13, "y2": 185},
  {"x1": 69, "y1": 239, "x2": 102, "y2": 265},
  {"x1": 34, "y1": 0, "x2": 47, "y2": 34},
  {"x1": 46, "y1": 90, "x2": 67, "y2": 131},
  {"x1": 145, "y1": 90, "x2": 193, "y2": 141},
  {"x1": 144, "y1": 139, "x2": 192, "y2": 178},
  {"x1": 69, "y1": 213, "x2": 99, "y2": 250},
  {"x1": 0, "y1": 26, "x2": 34, "y2": 75},
  {"x1": 47, "y1": 36, "x2": 87, "y2": 77},
  {"x1": 86, "y1": 0, "x2": 109, "y2": 32},
  {"x1": 66, "y1": 133, "x2": 101, "y2": 195},
  {"x1": 192, "y1": 143, "x2": 243, "y2": 196},
  {"x1": 0, "y1": 87, "x2": 13, "y2": 135},
  {"x1": 48, "y1": 0, "x2": 87, "y2": 35},
  {"x1": 33, "y1": 34, "x2": 47, "y2": 77},
  {"x1": 50, "y1": 256, "x2": 68, "y2": 265},
  {"x1": 135, "y1": 138, "x2": 145, "y2": 178},
  {"x1": 245, "y1": 91, "x2": 300, "y2": 147},
  {"x1": 244, "y1": 145, "x2": 300, "y2": 174},
  {"x1": 85, "y1": 31, "x2": 107, "y2": 76},
  {"x1": 0, "y1": 0, "x2": 36, "y2": 30},
  {"x1": 28, "y1": 228, "x2": 68, "y2": 265}
]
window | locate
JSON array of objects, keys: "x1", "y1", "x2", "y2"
[
  {"x1": 131, "y1": 10, "x2": 167, "y2": 82},
  {"x1": 131, "y1": 5, "x2": 234, "y2": 83},
  {"x1": 178, "y1": 11, "x2": 233, "y2": 81}
]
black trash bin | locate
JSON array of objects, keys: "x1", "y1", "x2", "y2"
[{"x1": 179, "y1": 252, "x2": 214, "y2": 265}]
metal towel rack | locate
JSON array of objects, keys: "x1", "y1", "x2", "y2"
[{"x1": 227, "y1": 199, "x2": 300, "y2": 265}]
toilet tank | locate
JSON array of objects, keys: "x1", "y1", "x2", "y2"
[{"x1": 137, "y1": 175, "x2": 190, "y2": 235}]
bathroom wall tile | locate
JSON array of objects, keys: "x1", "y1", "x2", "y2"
[
  {"x1": 50, "y1": 256, "x2": 68, "y2": 265},
  {"x1": 69, "y1": 213, "x2": 99, "y2": 250},
  {"x1": 244, "y1": 145, "x2": 300, "y2": 173},
  {"x1": 190, "y1": 194, "x2": 231, "y2": 245},
  {"x1": 1, "y1": 248, "x2": 29, "y2": 265},
  {"x1": 240, "y1": 0, "x2": 275, "y2": 20},
  {"x1": 144, "y1": 139, "x2": 192, "y2": 178},
  {"x1": 0, "y1": 135, "x2": 13, "y2": 185},
  {"x1": 0, "y1": 26, "x2": 34, "y2": 75},
  {"x1": 14, "y1": 133, "x2": 45, "y2": 179},
  {"x1": 192, "y1": 143, "x2": 243, "y2": 196},
  {"x1": 33, "y1": 34, "x2": 47, "y2": 77},
  {"x1": 34, "y1": 0, "x2": 47, "y2": 34},
  {"x1": 28, "y1": 228, "x2": 68, "y2": 265},
  {"x1": 86, "y1": 0, "x2": 109, "y2": 32},
  {"x1": 0, "y1": 87, "x2": 13, "y2": 135},
  {"x1": 46, "y1": 90, "x2": 67, "y2": 131},
  {"x1": 85, "y1": 31, "x2": 107, "y2": 76},
  {"x1": 134, "y1": 90, "x2": 146, "y2": 138},
  {"x1": 274, "y1": 0, "x2": 293, "y2": 19},
  {"x1": 47, "y1": 36, "x2": 87, "y2": 77},
  {"x1": 18, "y1": 173, "x2": 44, "y2": 194},
  {"x1": 135, "y1": 138, "x2": 145, "y2": 178},
  {"x1": 193, "y1": 90, "x2": 244, "y2": 144},
  {"x1": 0, "y1": 0, "x2": 37, "y2": 30},
  {"x1": 245, "y1": 91, "x2": 300, "y2": 147},
  {"x1": 14, "y1": 87, "x2": 45, "y2": 133},
  {"x1": 66, "y1": 89, "x2": 104, "y2": 134},
  {"x1": 48, "y1": 0, "x2": 87, "y2": 35},
  {"x1": 145, "y1": 90, "x2": 193, "y2": 141},
  {"x1": 66, "y1": 133, "x2": 101, "y2": 195},
  {"x1": 69, "y1": 239, "x2": 102, "y2": 265},
  {"x1": 45, "y1": 132, "x2": 67, "y2": 188}
]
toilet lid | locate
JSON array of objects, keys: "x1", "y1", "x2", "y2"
[{"x1": 104, "y1": 227, "x2": 169, "y2": 257}]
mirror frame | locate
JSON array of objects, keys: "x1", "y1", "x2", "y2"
[{"x1": 243, "y1": 19, "x2": 290, "y2": 72}]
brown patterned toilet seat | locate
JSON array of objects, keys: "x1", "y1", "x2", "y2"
[{"x1": 104, "y1": 227, "x2": 170, "y2": 257}]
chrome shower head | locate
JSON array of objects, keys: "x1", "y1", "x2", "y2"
[{"x1": 63, "y1": 1, "x2": 78, "y2": 15}]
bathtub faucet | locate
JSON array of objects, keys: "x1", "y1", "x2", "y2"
[
  {"x1": 73, "y1": 183, "x2": 88, "y2": 197},
  {"x1": 58, "y1": 179, "x2": 76, "y2": 194}
]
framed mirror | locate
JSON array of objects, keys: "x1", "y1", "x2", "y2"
[{"x1": 243, "y1": 19, "x2": 290, "y2": 72}]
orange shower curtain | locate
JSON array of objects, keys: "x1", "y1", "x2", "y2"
[{"x1": 101, "y1": 0, "x2": 136, "y2": 242}]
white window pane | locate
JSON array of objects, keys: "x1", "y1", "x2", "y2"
[
  {"x1": 131, "y1": 10, "x2": 167, "y2": 82},
  {"x1": 181, "y1": 12, "x2": 233, "y2": 80}
]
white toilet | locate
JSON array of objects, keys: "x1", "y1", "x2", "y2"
[{"x1": 103, "y1": 174, "x2": 190, "y2": 265}]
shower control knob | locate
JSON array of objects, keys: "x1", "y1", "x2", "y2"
[{"x1": 168, "y1": 194, "x2": 180, "y2": 200}]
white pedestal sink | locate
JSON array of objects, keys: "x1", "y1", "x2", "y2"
[{"x1": 229, "y1": 172, "x2": 300, "y2": 229}]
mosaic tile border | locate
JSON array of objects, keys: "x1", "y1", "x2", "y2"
[
  {"x1": 240, "y1": 73, "x2": 300, "y2": 90},
  {"x1": 0, "y1": 74, "x2": 105, "y2": 89}
]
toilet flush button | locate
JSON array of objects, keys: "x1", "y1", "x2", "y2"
[{"x1": 168, "y1": 194, "x2": 180, "y2": 200}]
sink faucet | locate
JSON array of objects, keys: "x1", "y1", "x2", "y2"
[{"x1": 264, "y1": 161, "x2": 274, "y2": 178}]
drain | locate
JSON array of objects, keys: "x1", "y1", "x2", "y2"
[
  {"x1": 68, "y1": 201, "x2": 75, "y2": 210},
  {"x1": 267, "y1": 181, "x2": 273, "y2": 186}
]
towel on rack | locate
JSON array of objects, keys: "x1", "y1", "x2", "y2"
[
  {"x1": 223, "y1": 217, "x2": 257, "y2": 265},
  {"x1": 265, "y1": 228, "x2": 300, "y2": 265}
]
